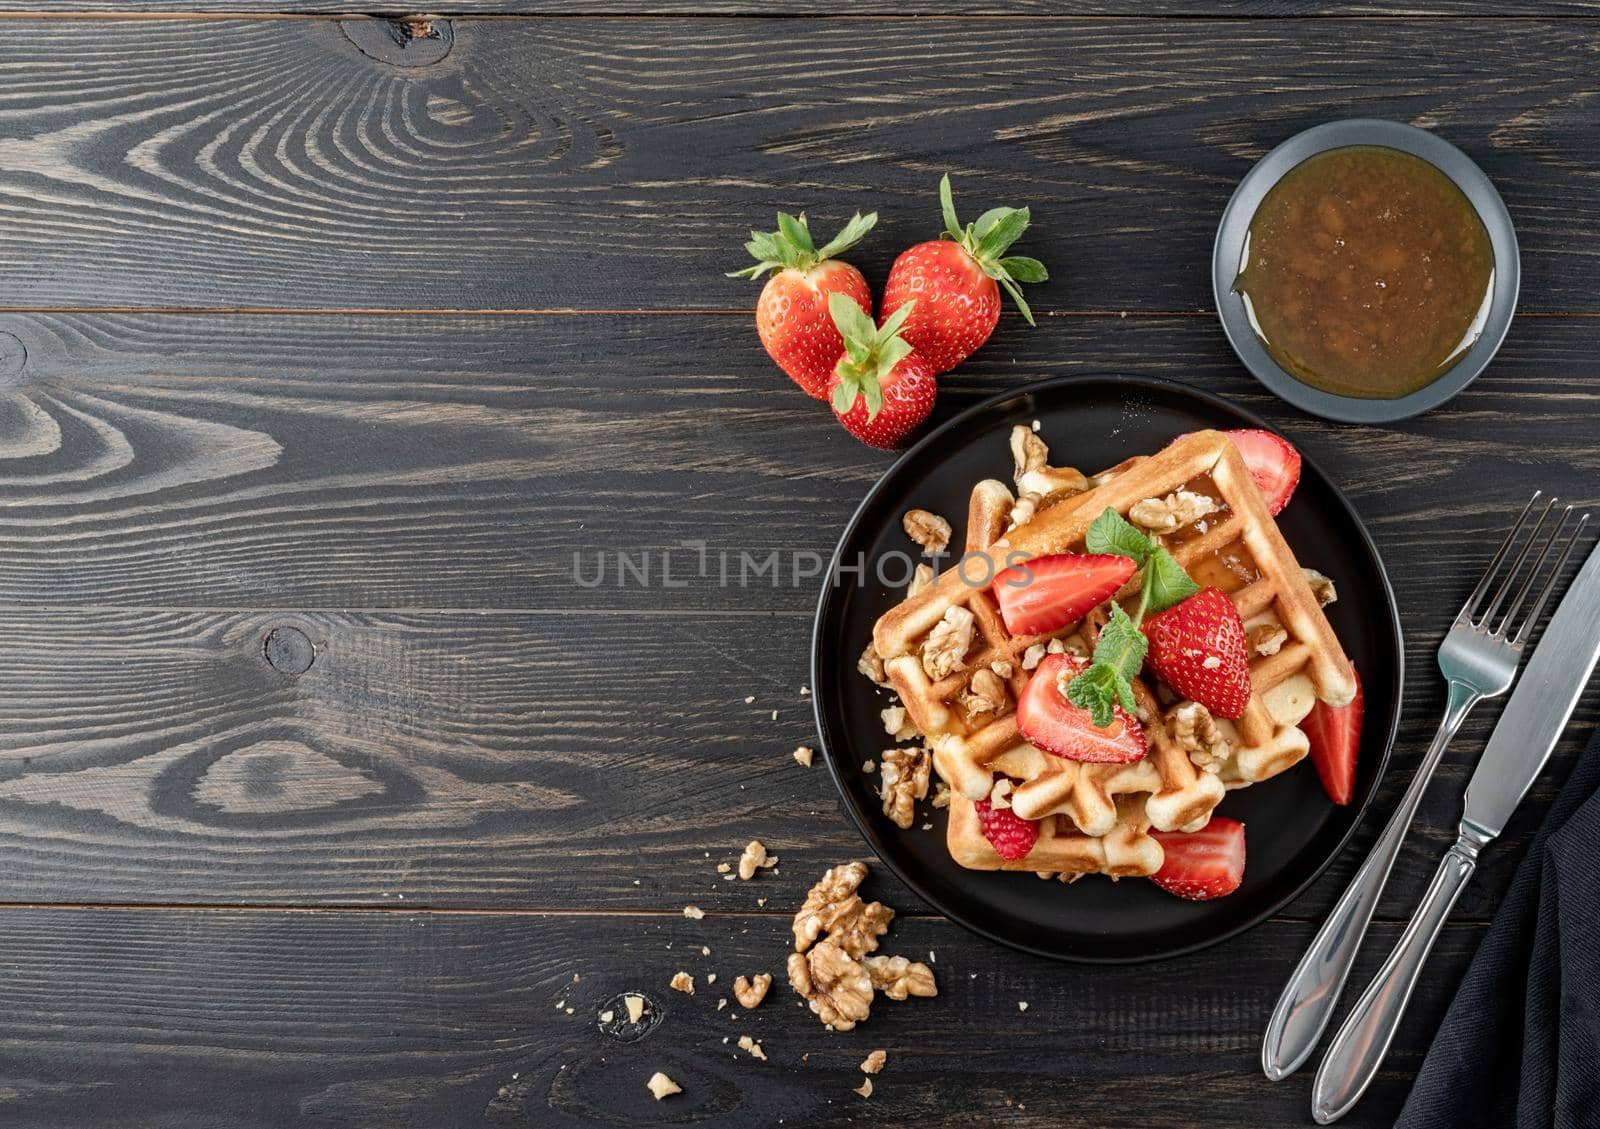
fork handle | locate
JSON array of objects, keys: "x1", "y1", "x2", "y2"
[
  {"x1": 1261, "y1": 679, "x2": 1479, "y2": 1081},
  {"x1": 1311, "y1": 831, "x2": 1483, "y2": 1123}
]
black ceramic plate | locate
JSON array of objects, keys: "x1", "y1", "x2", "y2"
[{"x1": 810, "y1": 375, "x2": 1401, "y2": 964}]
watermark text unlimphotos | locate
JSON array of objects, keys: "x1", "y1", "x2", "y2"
[{"x1": 571, "y1": 542, "x2": 1036, "y2": 589}]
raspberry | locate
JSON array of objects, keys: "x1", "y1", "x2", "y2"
[{"x1": 974, "y1": 797, "x2": 1039, "y2": 861}]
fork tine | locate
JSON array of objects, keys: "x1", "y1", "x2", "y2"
[
  {"x1": 1462, "y1": 492, "x2": 1540, "y2": 623},
  {"x1": 1510, "y1": 511, "x2": 1590, "y2": 646},
  {"x1": 1494, "y1": 504, "x2": 1575, "y2": 637},
  {"x1": 1477, "y1": 495, "x2": 1559, "y2": 631}
]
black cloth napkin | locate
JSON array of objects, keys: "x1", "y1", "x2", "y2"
[{"x1": 1395, "y1": 726, "x2": 1600, "y2": 1129}]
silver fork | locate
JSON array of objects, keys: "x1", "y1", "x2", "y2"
[{"x1": 1262, "y1": 492, "x2": 1574, "y2": 1081}]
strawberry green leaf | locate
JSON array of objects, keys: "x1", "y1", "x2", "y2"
[
  {"x1": 863, "y1": 381, "x2": 884, "y2": 420},
  {"x1": 876, "y1": 299, "x2": 915, "y2": 343},
  {"x1": 1085, "y1": 507, "x2": 1154, "y2": 563},
  {"x1": 1143, "y1": 548, "x2": 1200, "y2": 614},
  {"x1": 997, "y1": 276, "x2": 1037, "y2": 326},
  {"x1": 814, "y1": 211, "x2": 878, "y2": 261},
  {"x1": 879, "y1": 336, "x2": 913, "y2": 374},
  {"x1": 999, "y1": 255, "x2": 1049, "y2": 283},
  {"x1": 972, "y1": 207, "x2": 1013, "y2": 242},
  {"x1": 975, "y1": 207, "x2": 1030, "y2": 260},
  {"x1": 830, "y1": 376, "x2": 859, "y2": 416},
  {"x1": 777, "y1": 212, "x2": 814, "y2": 256},
  {"x1": 843, "y1": 337, "x2": 870, "y2": 366},
  {"x1": 939, "y1": 175, "x2": 962, "y2": 240},
  {"x1": 828, "y1": 292, "x2": 876, "y2": 343}
]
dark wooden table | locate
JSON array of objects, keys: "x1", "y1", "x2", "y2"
[{"x1": 1, "y1": 3, "x2": 1597, "y2": 1126}]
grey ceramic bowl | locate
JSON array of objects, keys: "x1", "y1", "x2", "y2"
[{"x1": 1212, "y1": 119, "x2": 1519, "y2": 423}]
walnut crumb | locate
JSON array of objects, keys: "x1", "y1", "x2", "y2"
[
  {"x1": 1249, "y1": 621, "x2": 1288, "y2": 656},
  {"x1": 1018, "y1": 1001, "x2": 1029, "y2": 1012},
  {"x1": 1169, "y1": 701, "x2": 1231, "y2": 772},
  {"x1": 647, "y1": 1072, "x2": 682, "y2": 1100},
  {"x1": 706, "y1": 973, "x2": 717, "y2": 984},
  {"x1": 858, "y1": 644, "x2": 889, "y2": 686},
  {"x1": 990, "y1": 659, "x2": 1014, "y2": 679},
  {"x1": 854, "y1": 1077, "x2": 874, "y2": 1099},
  {"x1": 599, "y1": 1009, "x2": 614, "y2": 1023},
  {"x1": 862, "y1": 759, "x2": 876, "y2": 773},
  {"x1": 902, "y1": 508, "x2": 953, "y2": 555},
  {"x1": 861, "y1": 1050, "x2": 887, "y2": 1074},
  {"x1": 1129, "y1": 489, "x2": 1218, "y2": 534},
  {"x1": 670, "y1": 971, "x2": 694, "y2": 995},
  {"x1": 881, "y1": 705, "x2": 918, "y2": 740},
  {"x1": 932, "y1": 782, "x2": 952, "y2": 809},
  {"x1": 716, "y1": 862, "x2": 731, "y2": 874},
  {"x1": 879, "y1": 747, "x2": 931, "y2": 829},
  {"x1": 1021, "y1": 642, "x2": 1047, "y2": 671},
  {"x1": 733, "y1": 973, "x2": 772, "y2": 1009},
  {"x1": 717, "y1": 998, "x2": 727, "y2": 1011},
  {"x1": 908, "y1": 562, "x2": 935, "y2": 597},
  {"x1": 624, "y1": 994, "x2": 645, "y2": 1024},
  {"x1": 1304, "y1": 567, "x2": 1338, "y2": 606},
  {"x1": 961, "y1": 667, "x2": 1009, "y2": 717},
  {"x1": 865, "y1": 954, "x2": 938, "y2": 1000},
  {"x1": 921, "y1": 605, "x2": 975, "y2": 680},
  {"x1": 738, "y1": 840, "x2": 777, "y2": 880},
  {"x1": 737, "y1": 1034, "x2": 767, "y2": 1061},
  {"x1": 793, "y1": 745, "x2": 814, "y2": 767},
  {"x1": 682, "y1": 905, "x2": 704, "y2": 920}
]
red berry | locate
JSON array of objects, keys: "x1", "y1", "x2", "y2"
[
  {"x1": 1304, "y1": 667, "x2": 1364, "y2": 806},
  {"x1": 1142, "y1": 588, "x2": 1252, "y2": 719},
  {"x1": 1225, "y1": 429, "x2": 1301, "y2": 516},
  {"x1": 732, "y1": 211, "x2": 879, "y2": 399},
  {"x1": 992, "y1": 553, "x2": 1136, "y2": 637},
  {"x1": 974, "y1": 793, "x2": 1039, "y2": 861},
  {"x1": 1015, "y1": 653, "x2": 1147, "y2": 764},
  {"x1": 879, "y1": 176, "x2": 1046, "y2": 374},
  {"x1": 1150, "y1": 816, "x2": 1246, "y2": 901}
]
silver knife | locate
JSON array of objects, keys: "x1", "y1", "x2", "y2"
[{"x1": 1311, "y1": 531, "x2": 1600, "y2": 1124}]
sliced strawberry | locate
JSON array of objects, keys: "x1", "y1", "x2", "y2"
[
  {"x1": 1225, "y1": 429, "x2": 1301, "y2": 516},
  {"x1": 1304, "y1": 668, "x2": 1364, "y2": 805},
  {"x1": 974, "y1": 794, "x2": 1039, "y2": 861},
  {"x1": 1150, "y1": 816, "x2": 1246, "y2": 901},
  {"x1": 1015, "y1": 653, "x2": 1146, "y2": 764},
  {"x1": 992, "y1": 553, "x2": 1136, "y2": 637},
  {"x1": 1142, "y1": 587, "x2": 1252, "y2": 719}
]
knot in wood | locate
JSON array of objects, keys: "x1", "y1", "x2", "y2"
[
  {"x1": 341, "y1": 18, "x2": 454, "y2": 67},
  {"x1": 263, "y1": 626, "x2": 316, "y2": 675}
]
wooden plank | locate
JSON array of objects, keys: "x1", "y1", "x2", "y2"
[
  {"x1": 0, "y1": 19, "x2": 1598, "y2": 311},
  {"x1": 0, "y1": 600, "x2": 1591, "y2": 916},
  {"x1": 0, "y1": 905, "x2": 1476, "y2": 1127},
  {"x1": 1, "y1": 311, "x2": 1597, "y2": 612},
  {"x1": 0, "y1": 2, "x2": 1595, "y2": 15}
]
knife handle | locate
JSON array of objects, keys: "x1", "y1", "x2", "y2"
[
  {"x1": 1311, "y1": 829, "x2": 1485, "y2": 1124},
  {"x1": 1261, "y1": 679, "x2": 1479, "y2": 1082}
]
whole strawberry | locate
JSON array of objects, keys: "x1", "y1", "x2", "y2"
[
  {"x1": 827, "y1": 293, "x2": 937, "y2": 450},
  {"x1": 880, "y1": 175, "x2": 1047, "y2": 373},
  {"x1": 729, "y1": 211, "x2": 877, "y2": 399},
  {"x1": 1142, "y1": 587, "x2": 1252, "y2": 719}
]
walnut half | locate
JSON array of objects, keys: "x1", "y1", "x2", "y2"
[
  {"x1": 864, "y1": 954, "x2": 939, "y2": 1001},
  {"x1": 1129, "y1": 490, "x2": 1218, "y2": 534},
  {"x1": 788, "y1": 941, "x2": 873, "y2": 1031},
  {"x1": 902, "y1": 509, "x2": 953, "y2": 555},
  {"x1": 1303, "y1": 567, "x2": 1338, "y2": 607},
  {"x1": 1167, "y1": 701, "x2": 1230, "y2": 772},
  {"x1": 879, "y1": 747, "x2": 931, "y2": 830}
]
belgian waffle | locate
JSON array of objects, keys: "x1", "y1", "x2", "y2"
[{"x1": 869, "y1": 428, "x2": 1357, "y2": 878}]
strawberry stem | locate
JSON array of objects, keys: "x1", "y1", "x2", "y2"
[{"x1": 934, "y1": 174, "x2": 1047, "y2": 325}]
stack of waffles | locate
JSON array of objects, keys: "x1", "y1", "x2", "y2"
[{"x1": 866, "y1": 427, "x2": 1357, "y2": 880}]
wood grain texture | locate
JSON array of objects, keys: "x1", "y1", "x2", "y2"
[
  {"x1": 0, "y1": 905, "x2": 1478, "y2": 1128},
  {"x1": 0, "y1": 600, "x2": 1591, "y2": 919},
  {"x1": 1, "y1": 2, "x2": 1596, "y2": 14},
  {"x1": 0, "y1": 311, "x2": 1597, "y2": 611},
  {"x1": 1, "y1": 19, "x2": 1600, "y2": 311}
]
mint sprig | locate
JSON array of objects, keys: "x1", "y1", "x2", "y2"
[{"x1": 1066, "y1": 507, "x2": 1199, "y2": 727}]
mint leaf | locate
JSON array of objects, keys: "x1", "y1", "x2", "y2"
[
  {"x1": 1085, "y1": 507, "x2": 1154, "y2": 564},
  {"x1": 1066, "y1": 663, "x2": 1120, "y2": 729},
  {"x1": 1143, "y1": 548, "x2": 1200, "y2": 614},
  {"x1": 1094, "y1": 604, "x2": 1148, "y2": 686}
]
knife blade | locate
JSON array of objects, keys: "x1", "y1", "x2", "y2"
[{"x1": 1463, "y1": 534, "x2": 1600, "y2": 841}]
